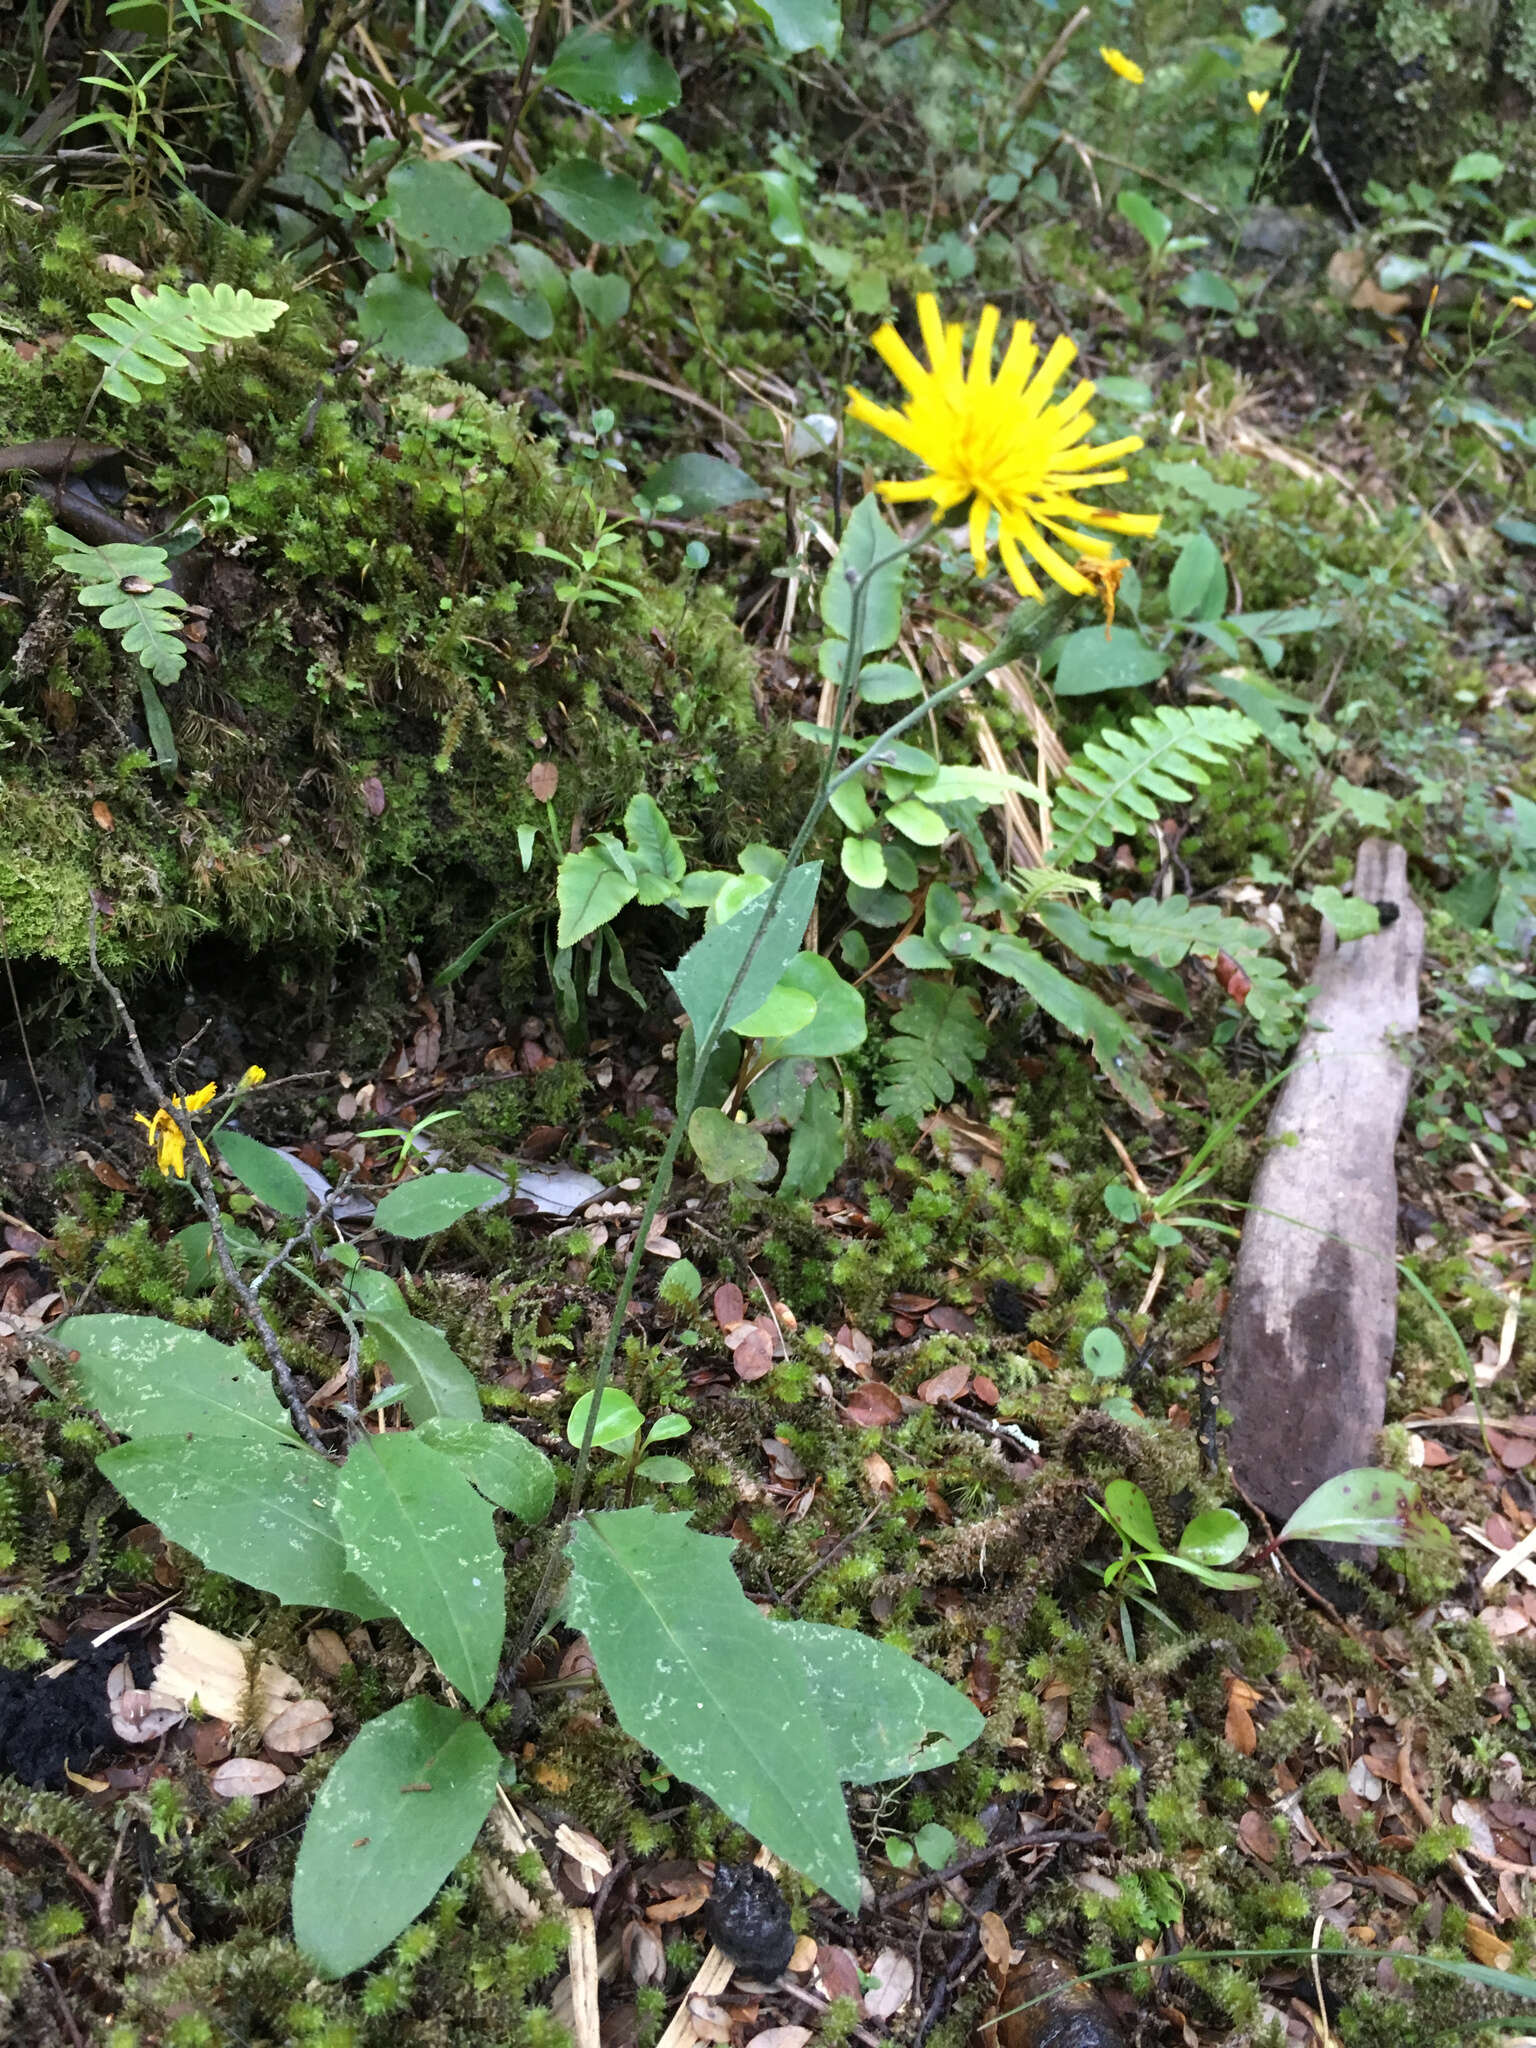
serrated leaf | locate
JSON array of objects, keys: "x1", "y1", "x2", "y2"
[
  {"x1": 342, "y1": 1268, "x2": 482, "y2": 1424},
  {"x1": 780, "y1": 1074, "x2": 843, "y2": 1197},
  {"x1": 1050, "y1": 706, "x2": 1257, "y2": 865},
  {"x1": 333, "y1": 1433, "x2": 505, "y2": 1707},
  {"x1": 566, "y1": 1506, "x2": 860, "y2": 1908},
  {"x1": 98, "y1": 1436, "x2": 385, "y2": 1613},
  {"x1": 820, "y1": 494, "x2": 905, "y2": 653},
  {"x1": 292, "y1": 1700, "x2": 499, "y2": 1977},
  {"x1": 557, "y1": 845, "x2": 638, "y2": 948},
  {"x1": 216, "y1": 1131, "x2": 310, "y2": 1218},
  {"x1": 47, "y1": 1314, "x2": 294, "y2": 1441},
  {"x1": 373, "y1": 1171, "x2": 509, "y2": 1239},
  {"x1": 877, "y1": 981, "x2": 986, "y2": 1119},
  {"x1": 1276, "y1": 1468, "x2": 1417, "y2": 1549},
  {"x1": 775, "y1": 1618, "x2": 983, "y2": 1782}
]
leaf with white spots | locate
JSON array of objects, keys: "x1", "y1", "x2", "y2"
[
  {"x1": 565, "y1": 1505, "x2": 859, "y2": 1910},
  {"x1": 333, "y1": 1433, "x2": 505, "y2": 1709},
  {"x1": 49, "y1": 1314, "x2": 295, "y2": 1441}
]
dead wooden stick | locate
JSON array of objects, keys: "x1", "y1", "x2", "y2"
[{"x1": 1222, "y1": 840, "x2": 1424, "y2": 1524}]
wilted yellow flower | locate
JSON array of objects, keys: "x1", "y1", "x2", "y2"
[
  {"x1": 1100, "y1": 46, "x2": 1144, "y2": 85},
  {"x1": 1511, "y1": 295, "x2": 1534, "y2": 312},
  {"x1": 134, "y1": 1082, "x2": 217, "y2": 1180},
  {"x1": 1247, "y1": 89, "x2": 1270, "y2": 114},
  {"x1": 846, "y1": 295, "x2": 1159, "y2": 602},
  {"x1": 1077, "y1": 555, "x2": 1130, "y2": 635},
  {"x1": 239, "y1": 1064, "x2": 267, "y2": 1088}
]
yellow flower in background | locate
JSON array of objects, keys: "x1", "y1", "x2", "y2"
[
  {"x1": 1511, "y1": 295, "x2": 1534, "y2": 312},
  {"x1": 1099, "y1": 46, "x2": 1145, "y2": 85},
  {"x1": 134, "y1": 1082, "x2": 217, "y2": 1180},
  {"x1": 1247, "y1": 89, "x2": 1270, "y2": 114},
  {"x1": 239, "y1": 1064, "x2": 267, "y2": 1088},
  {"x1": 846, "y1": 295, "x2": 1160, "y2": 602}
]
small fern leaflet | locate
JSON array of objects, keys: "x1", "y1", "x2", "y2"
[
  {"x1": 47, "y1": 529, "x2": 185, "y2": 768},
  {"x1": 877, "y1": 981, "x2": 987, "y2": 1120},
  {"x1": 1049, "y1": 706, "x2": 1257, "y2": 867},
  {"x1": 79, "y1": 281, "x2": 288, "y2": 404}
]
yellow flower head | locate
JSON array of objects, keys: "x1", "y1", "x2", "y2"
[
  {"x1": 134, "y1": 1083, "x2": 217, "y2": 1180},
  {"x1": 1511, "y1": 295, "x2": 1535, "y2": 313},
  {"x1": 845, "y1": 295, "x2": 1160, "y2": 602},
  {"x1": 1247, "y1": 89, "x2": 1270, "y2": 114},
  {"x1": 239, "y1": 1064, "x2": 267, "y2": 1088},
  {"x1": 1100, "y1": 46, "x2": 1145, "y2": 85}
]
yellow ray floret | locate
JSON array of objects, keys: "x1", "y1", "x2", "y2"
[
  {"x1": 134, "y1": 1081, "x2": 218, "y2": 1180},
  {"x1": 1100, "y1": 46, "x2": 1145, "y2": 85},
  {"x1": 846, "y1": 294, "x2": 1159, "y2": 601}
]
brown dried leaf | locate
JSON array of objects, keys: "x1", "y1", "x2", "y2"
[
  {"x1": 262, "y1": 1699, "x2": 334, "y2": 1756},
  {"x1": 979, "y1": 1910, "x2": 1012, "y2": 1984},
  {"x1": 528, "y1": 761, "x2": 559, "y2": 802},
  {"x1": 863, "y1": 1453, "x2": 896, "y2": 1498},
  {"x1": 91, "y1": 800, "x2": 113, "y2": 831},
  {"x1": 112, "y1": 1686, "x2": 188, "y2": 1743},
  {"x1": 1237, "y1": 1808, "x2": 1278, "y2": 1863},
  {"x1": 731, "y1": 1326, "x2": 775, "y2": 1381},
  {"x1": 713, "y1": 1282, "x2": 746, "y2": 1331},
  {"x1": 814, "y1": 1945, "x2": 864, "y2": 2011},
  {"x1": 917, "y1": 1361, "x2": 971, "y2": 1404},
  {"x1": 210, "y1": 1757, "x2": 287, "y2": 1799},
  {"x1": 924, "y1": 1304, "x2": 975, "y2": 1337},
  {"x1": 863, "y1": 1949, "x2": 915, "y2": 2021},
  {"x1": 841, "y1": 1382, "x2": 903, "y2": 1427},
  {"x1": 307, "y1": 1627, "x2": 352, "y2": 1677}
]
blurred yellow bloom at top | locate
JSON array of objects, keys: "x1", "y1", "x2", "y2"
[
  {"x1": 1100, "y1": 46, "x2": 1145, "y2": 85},
  {"x1": 134, "y1": 1082, "x2": 217, "y2": 1181},
  {"x1": 1511, "y1": 295, "x2": 1534, "y2": 312},
  {"x1": 1247, "y1": 89, "x2": 1270, "y2": 114},
  {"x1": 846, "y1": 296, "x2": 1160, "y2": 603},
  {"x1": 239, "y1": 1064, "x2": 267, "y2": 1088}
]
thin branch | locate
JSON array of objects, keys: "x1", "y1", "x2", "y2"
[
  {"x1": 227, "y1": 0, "x2": 371, "y2": 225},
  {"x1": 86, "y1": 911, "x2": 328, "y2": 1453},
  {"x1": 872, "y1": 0, "x2": 962, "y2": 53},
  {"x1": 1008, "y1": 5, "x2": 1090, "y2": 123}
]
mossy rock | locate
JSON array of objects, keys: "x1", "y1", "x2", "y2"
[
  {"x1": 1276, "y1": 0, "x2": 1536, "y2": 213},
  {"x1": 0, "y1": 190, "x2": 806, "y2": 1016}
]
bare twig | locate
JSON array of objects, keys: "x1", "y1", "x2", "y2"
[
  {"x1": 227, "y1": 0, "x2": 372, "y2": 225},
  {"x1": 881, "y1": 1825, "x2": 1109, "y2": 1908},
  {"x1": 871, "y1": 0, "x2": 962, "y2": 53},
  {"x1": 1008, "y1": 6, "x2": 1090, "y2": 125}
]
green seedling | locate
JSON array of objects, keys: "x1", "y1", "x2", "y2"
[{"x1": 565, "y1": 1387, "x2": 694, "y2": 1492}]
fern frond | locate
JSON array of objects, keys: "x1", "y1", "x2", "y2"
[
  {"x1": 1049, "y1": 706, "x2": 1257, "y2": 867},
  {"x1": 1012, "y1": 866, "x2": 1100, "y2": 917},
  {"x1": 877, "y1": 980, "x2": 987, "y2": 1120},
  {"x1": 78, "y1": 280, "x2": 287, "y2": 404},
  {"x1": 46, "y1": 529, "x2": 185, "y2": 687},
  {"x1": 1087, "y1": 894, "x2": 1265, "y2": 969}
]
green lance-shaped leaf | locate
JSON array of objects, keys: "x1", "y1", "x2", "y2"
[
  {"x1": 566, "y1": 1506, "x2": 861, "y2": 1909},
  {"x1": 373, "y1": 1170, "x2": 509, "y2": 1239},
  {"x1": 333, "y1": 1432, "x2": 505, "y2": 1708},
  {"x1": 342, "y1": 1267, "x2": 482, "y2": 1424},
  {"x1": 47, "y1": 1314, "x2": 295, "y2": 1442},
  {"x1": 97, "y1": 1436, "x2": 385, "y2": 1615},
  {"x1": 292, "y1": 1699, "x2": 500, "y2": 1977},
  {"x1": 216, "y1": 1131, "x2": 311, "y2": 1219}
]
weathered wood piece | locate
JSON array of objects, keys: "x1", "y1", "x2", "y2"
[{"x1": 1224, "y1": 840, "x2": 1425, "y2": 1523}]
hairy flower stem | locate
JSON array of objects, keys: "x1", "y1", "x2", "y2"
[{"x1": 510, "y1": 547, "x2": 1075, "y2": 1661}]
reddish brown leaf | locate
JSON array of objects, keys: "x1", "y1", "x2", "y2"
[
  {"x1": 527, "y1": 761, "x2": 559, "y2": 802},
  {"x1": 889, "y1": 1292, "x2": 938, "y2": 1314},
  {"x1": 917, "y1": 1361, "x2": 971, "y2": 1404},
  {"x1": 1489, "y1": 1429, "x2": 1536, "y2": 1470},
  {"x1": 814, "y1": 1946, "x2": 864, "y2": 2011},
  {"x1": 1026, "y1": 1340, "x2": 1060, "y2": 1370},
  {"x1": 967, "y1": 1646, "x2": 999, "y2": 1711},
  {"x1": 91, "y1": 1157, "x2": 135, "y2": 1191},
  {"x1": 972, "y1": 1375, "x2": 1000, "y2": 1406},
  {"x1": 1418, "y1": 1438, "x2": 1455, "y2": 1467},
  {"x1": 1224, "y1": 1697, "x2": 1257, "y2": 1757},
  {"x1": 925, "y1": 1304, "x2": 976, "y2": 1337},
  {"x1": 91, "y1": 800, "x2": 113, "y2": 831},
  {"x1": 1083, "y1": 1729, "x2": 1122, "y2": 1781},
  {"x1": 731, "y1": 1326, "x2": 775, "y2": 1381},
  {"x1": 1214, "y1": 951, "x2": 1252, "y2": 1002},
  {"x1": 841, "y1": 1382, "x2": 903, "y2": 1427},
  {"x1": 713, "y1": 1282, "x2": 746, "y2": 1331},
  {"x1": 978, "y1": 1910, "x2": 1012, "y2": 1985},
  {"x1": 832, "y1": 1324, "x2": 874, "y2": 1376}
]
